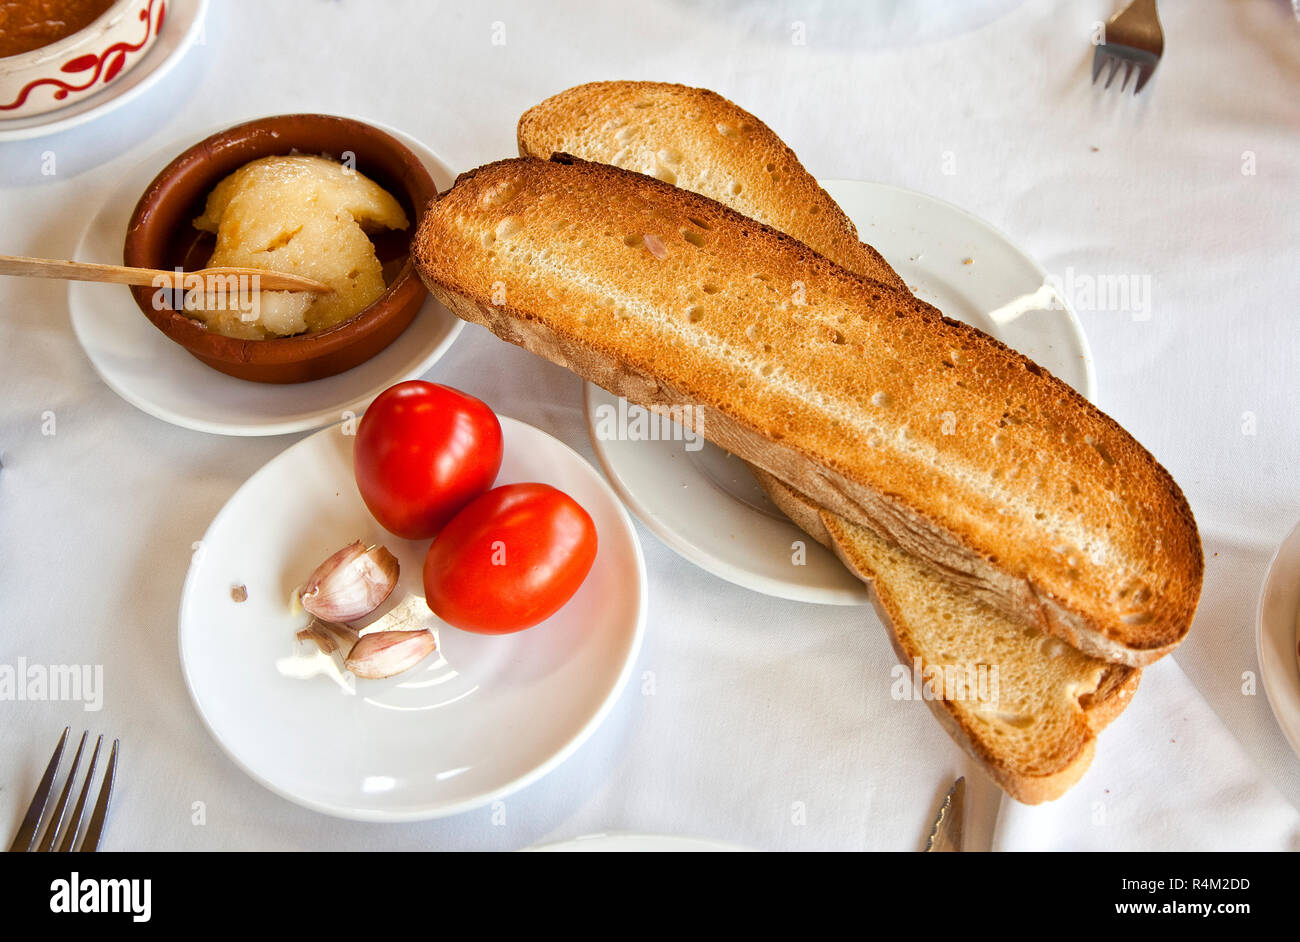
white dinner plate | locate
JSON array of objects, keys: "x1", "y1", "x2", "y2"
[
  {"x1": 69, "y1": 120, "x2": 463, "y2": 436},
  {"x1": 0, "y1": 0, "x2": 208, "y2": 142},
  {"x1": 586, "y1": 179, "x2": 1095, "y2": 605},
  {"x1": 179, "y1": 417, "x2": 647, "y2": 820},
  {"x1": 1257, "y1": 520, "x2": 1300, "y2": 762},
  {"x1": 528, "y1": 833, "x2": 751, "y2": 852}
]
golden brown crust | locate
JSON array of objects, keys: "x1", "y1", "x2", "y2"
[
  {"x1": 507, "y1": 86, "x2": 1151, "y2": 802},
  {"x1": 517, "y1": 81, "x2": 908, "y2": 292},
  {"x1": 1078, "y1": 664, "x2": 1142, "y2": 733},
  {"x1": 413, "y1": 156, "x2": 1203, "y2": 667}
]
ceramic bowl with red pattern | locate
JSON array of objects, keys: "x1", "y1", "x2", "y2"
[{"x1": 0, "y1": 0, "x2": 166, "y2": 120}]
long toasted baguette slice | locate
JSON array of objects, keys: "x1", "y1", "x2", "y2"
[
  {"x1": 518, "y1": 81, "x2": 907, "y2": 293},
  {"x1": 526, "y1": 91, "x2": 1145, "y2": 793},
  {"x1": 412, "y1": 155, "x2": 1202, "y2": 666},
  {"x1": 751, "y1": 467, "x2": 1140, "y2": 804}
]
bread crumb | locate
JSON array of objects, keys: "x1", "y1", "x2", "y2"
[
  {"x1": 962, "y1": 257, "x2": 973, "y2": 266},
  {"x1": 231, "y1": 584, "x2": 248, "y2": 603}
]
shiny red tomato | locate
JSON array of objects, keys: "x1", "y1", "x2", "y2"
[
  {"x1": 354, "y1": 381, "x2": 503, "y2": 540},
  {"x1": 423, "y1": 483, "x2": 598, "y2": 634}
]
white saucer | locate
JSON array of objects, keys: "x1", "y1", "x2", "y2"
[
  {"x1": 1257, "y1": 520, "x2": 1300, "y2": 762},
  {"x1": 528, "y1": 833, "x2": 751, "y2": 852},
  {"x1": 0, "y1": 0, "x2": 208, "y2": 142},
  {"x1": 69, "y1": 121, "x2": 463, "y2": 436},
  {"x1": 179, "y1": 417, "x2": 647, "y2": 821},
  {"x1": 585, "y1": 179, "x2": 1095, "y2": 604}
]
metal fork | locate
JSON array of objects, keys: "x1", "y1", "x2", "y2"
[
  {"x1": 8, "y1": 727, "x2": 119, "y2": 852},
  {"x1": 1092, "y1": 0, "x2": 1163, "y2": 95}
]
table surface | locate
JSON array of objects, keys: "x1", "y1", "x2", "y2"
[{"x1": 1, "y1": 0, "x2": 1298, "y2": 851}]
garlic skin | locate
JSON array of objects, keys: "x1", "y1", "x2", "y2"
[
  {"x1": 358, "y1": 592, "x2": 433, "y2": 637},
  {"x1": 299, "y1": 541, "x2": 399, "y2": 623},
  {"x1": 344, "y1": 630, "x2": 438, "y2": 679},
  {"x1": 297, "y1": 622, "x2": 337, "y2": 654},
  {"x1": 295, "y1": 617, "x2": 358, "y2": 654}
]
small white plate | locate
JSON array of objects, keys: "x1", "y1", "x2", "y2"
[
  {"x1": 586, "y1": 179, "x2": 1095, "y2": 605},
  {"x1": 528, "y1": 833, "x2": 751, "y2": 852},
  {"x1": 69, "y1": 121, "x2": 463, "y2": 436},
  {"x1": 179, "y1": 417, "x2": 647, "y2": 821},
  {"x1": 1257, "y1": 520, "x2": 1300, "y2": 762},
  {"x1": 0, "y1": 0, "x2": 208, "y2": 142}
]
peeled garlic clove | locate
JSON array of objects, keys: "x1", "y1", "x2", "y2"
[
  {"x1": 299, "y1": 541, "x2": 399, "y2": 623},
  {"x1": 344, "y1": 630, "x2": 437, "y2": 679}
]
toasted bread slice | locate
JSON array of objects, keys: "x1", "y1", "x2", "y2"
[
  {"x1": 515, "y1": 85, "x2": 1149, "y2": 798},
  {"x1": 518, "y1": 81, "x2": 907, "y2": 292},
  {"x1": 751, "y1": 467, "x2": 1140, "y2": 803},
  {"x1": 412, "y1": 155, "x2": 1202, "y2": 666}
]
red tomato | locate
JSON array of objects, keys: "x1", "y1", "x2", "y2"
[
  {"x1": 354, "y1": 381, "x2": 503, "y2": 540},
  {"x1": 423, "y1": 483, "x2": 598, "y2": 634}
]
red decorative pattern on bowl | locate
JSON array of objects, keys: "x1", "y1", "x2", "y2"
[{"x1": 0, "y1": 0, "x2": 164, "y2": 119}]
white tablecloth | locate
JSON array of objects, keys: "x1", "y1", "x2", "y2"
[{"x1": 1, "y1": 0, "x2": 1297, "y2": 851}]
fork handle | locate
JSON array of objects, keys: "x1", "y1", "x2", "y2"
[{"x1": 1111, "y1": 0, "x2": 1159, "y2": 24}]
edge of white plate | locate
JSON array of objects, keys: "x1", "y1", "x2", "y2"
[
  {"x1": 0, "y1": 0, "x2": 209, "y2": 142},
  {"x1": 581, "y1": 384, "x2": 870, "y2": 607},
  {"x1": 821, "y1": 178, "x2": 1098, "y2": 403},
  {"x1": 525, "y1": 832, "x2": 754, "y2": 852},
  {"x1": 69, "y1": 118, "x2": 464, "y2": 437},
  {"x1": 1255, "y1": 519, "x2": 1300, "y2": 761},
  {"x1": 177, "y1": 416, "x2": 649, "y2": 821}
]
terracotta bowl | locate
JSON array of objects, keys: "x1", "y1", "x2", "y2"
[
  {"x1": 0, "y1": 0, "x2": 162, "y2": 120},
  {"x1": 123, "y1": 114, "x2": 436, "y2": 384}
]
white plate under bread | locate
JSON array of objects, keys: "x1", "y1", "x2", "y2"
[{"x1": 1257, "y1": 519, "x2": 1300, "y2": 761}]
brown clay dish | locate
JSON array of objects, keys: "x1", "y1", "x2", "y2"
[
  {"x1": 0, "y1": 0, "x2": 117, "y2": 59},
  {"x1": 123, "y1": 114, "x2": 436, "y2": 383}
]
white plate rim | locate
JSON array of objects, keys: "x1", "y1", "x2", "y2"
[
  {"x1": 68, "y1": 118, "x2": 464, "y2": 437},
  {"x1": 822, "y1": 177, "x2": 1098, "y2": 400},
  {"x1": 177, "y1": 416, "x2": 649, "y2": 821},
  {"x1": 526, "y1": 832, "x2": 753, "y2": 852},
  {"x1": 584, "y1": 178, "x2": 1096, "y2": 604},
  {"x1": 1255, "y1": 519, "x2": 1300, "y2": 761},
  {"x1": 581, "y1": 382, "x2": 871, "y2": 607},
  {"x1": 0, "y1": 0, "x2": 209, "y2": 142}
]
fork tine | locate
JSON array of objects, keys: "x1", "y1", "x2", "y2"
[
  {"x1": 36, "y1": 732, "x2": 87, "y2": 852},
  {"x1": 7, "y1": 727, "x2": 69, "y2": 852},
  {"x1": 78, "y1": 739, "x2": 117, "y2": 852},
  {"x1": 57, "y1": 736, "x2": 102, "y2": 853},
  {"x1": 1120, "y1": 60, "x2": 1135, "y2": 93},
  {"x1": 1104, "y1": 57, "x2": 1122, "y2": 89},
  {"x1": 1133, "y1": 62, "x2": 1155, "y2": 94},
  {"x1": 1091, "y1": 47, "x2": 1108, "y2": 83}
]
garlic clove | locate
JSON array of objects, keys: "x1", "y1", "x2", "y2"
[
  {"x1": 299, "y1": 541, "x2": 399, "y2": 623},
  {"x1": 344, "y1": 630, "x2": 438, "y2": 680}
]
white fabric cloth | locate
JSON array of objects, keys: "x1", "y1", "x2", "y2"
[
  {"x1": 995, "y1": 658, "x2": 1300, "y2": 851},
  {"x1": 1, "y1": 0, "x2": 1297, "y2": 850}
]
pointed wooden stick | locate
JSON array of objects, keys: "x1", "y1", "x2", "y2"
[{"x1": 0, "y1": 254, "x2": 333, "y2": 293}]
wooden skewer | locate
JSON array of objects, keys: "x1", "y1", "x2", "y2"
[{"x1": 0, "y1": 254, "x2": 334, "y2": 294}]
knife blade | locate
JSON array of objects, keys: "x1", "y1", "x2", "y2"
[{"x1": 924, "y1": 777, "x2": 965, "y2": 852}]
